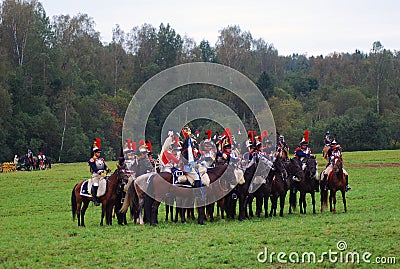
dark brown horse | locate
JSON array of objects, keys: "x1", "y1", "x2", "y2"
[
  {"x1": 321, "y1": 155, "x2": 347, "y2": 213},
  {"x1": 289, "y1": 156, "x2": 318, "y2": 214},
  {"x1": 71, "y1": 168, "x2": 126, "y2": 227},
  {"x1": 268, "y1": 155, "x2": 291, "y2": 217}
]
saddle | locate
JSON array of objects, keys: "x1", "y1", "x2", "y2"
[
  {"x1": 171, "y1": 167, "x2": 210, "y2": 187},
  {"x1": 80, "y1": 178, "x2": 107, "y2": 197}
]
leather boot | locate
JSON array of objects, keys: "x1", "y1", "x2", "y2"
[
  {"x1": 91, "y1": 186, "x2": 100, "y2": 206},
  {"x1": 345, "y1": 175, "x2": 351, "y2": 191}
]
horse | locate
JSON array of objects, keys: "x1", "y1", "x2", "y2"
[
  {"x1": 71, "y1": 168, "x2": 126, "y2": 227},
  {"x1": 268, "y1": 155, "x2": 292, "y2": 217},
  {"x1": 113, "y1": 173, "x2": 131, "y2": 225},
  {"x1": 124, "y1": 164, "x2": 232, "y2": 226},
  {"x1": 289, "y1": 156, "x2": 318, "y2": 214},
  {"x1": 322, "y1": 145, "x2": 330, "y2": 161},
  {"x1": 248, "y1": 154, "x2": 284, "y2": 218},
  {"x1": 321, "y1": 155, "x2": 347, "y2": 213}
]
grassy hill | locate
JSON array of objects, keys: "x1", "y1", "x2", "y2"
[{"x1": 0, "y1": 150, "x2": 399, "y2": 268}]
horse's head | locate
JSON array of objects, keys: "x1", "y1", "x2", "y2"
[
  {"x1": 305, "y1": 156, "x2": 318, "y2": 179},
  {"x1": 286, "y1": 158, "x2": 304, "y2": 182},
  {"x1": 333, "y1": 156, "x2": 343, "y2": 173}
]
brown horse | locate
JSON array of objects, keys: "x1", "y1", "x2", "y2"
[
  {"x1": 268, "y1": 155, "x2": 290, "y2": 217},
  {"x1": 320, "y1": 155, "x2": 347, "y2": 213},
  {"x1": 322, "y1": 145, "x2": 330, "y2": 161},
  {"x1": 123, "y1": 165, "x2": 232, "y2": 225},
  {"x1": 71, "y1": 168, "x2": 126, "y2": 227}
]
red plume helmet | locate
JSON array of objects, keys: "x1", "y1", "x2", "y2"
[
  {"x1": 206, "y1": 130, "x2": 212, "y2": 140},
  {"x1": 304, "y1": 130, "x2": 309, "y2": 143},
  {"x1": 95, "y1": 138, "x2": 101, "y2": 149},
  {"x1": 145, "y1": 140, "x2": 152, "y2": 152},
  {"x1": 132, "y1": 141, "x2": 137, "y2": 151},
  {"x1": 139, "y1": 139, "x2": 145, "y2": 145}
]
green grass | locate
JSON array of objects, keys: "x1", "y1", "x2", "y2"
[{"x1": 0, "y1": 150, "x2": 399, "y2": 268}]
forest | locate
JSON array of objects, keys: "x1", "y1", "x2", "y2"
[{"x1": 0, "y1": 0, "x2": 399, "y2": 163}]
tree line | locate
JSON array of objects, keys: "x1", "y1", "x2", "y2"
[{"x1": 0, "y1": 0, "x2": 399, "y2": 163}]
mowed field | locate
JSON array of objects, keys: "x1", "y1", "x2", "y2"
[{"x1": 0, "y1": 150, "x2": 399, "y2": 268}]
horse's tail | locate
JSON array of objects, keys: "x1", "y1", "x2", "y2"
[
  {"x1": 71, "y1": 184, "x2": 77, "y2": 221},
  {"x1": 289, "y1": 188, "x2": 297, "y2": 210},
  {"x1": 120, "y1": 178, "x2": 135, "y2": 214}
]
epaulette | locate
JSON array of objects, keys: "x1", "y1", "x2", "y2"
[{"x1": 89, "y1": 158, "x2": 95, "y2": 163}]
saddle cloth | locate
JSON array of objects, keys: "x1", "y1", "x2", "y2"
[{"x1": 80, "y1": 178, "x2": 107, "y2": 197}]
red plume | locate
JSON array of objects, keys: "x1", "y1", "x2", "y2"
[
  {"x1": 127, "y1": 138, "x2": 132, "y2": 149},
  {"x1": 206, "y1": 130, "x2": 212, "y2": 140},
  {"x1": 181, "y1": 128, "x2": 189, "y2": 139},
  {"x1": 263, "y1": 130, "x2": 269, "y2": 137},
  {"x1": 145, "y1": 140, "x2": 152, "y2": 152},
  {"x1": 132, "y1": 141, "x2": 137, "y2": 151},
  {"x1": 95, "y1": 138, "x2": 101, "y2": 149},
  {"x1": 248, "y1": 130, "x2": 254, "y2": 142},
  {"x1": 304, "y1": 130, "x2": 309, "y2": 143},
  {"x1": 174, "y1": 136, "x2": 179, "y2": 147},
  {"x1": 139, "y1": 139, "x2": 145, "y2": 145},
  {"x1": 224, "y1": 128, "x2": 232, "y2": 144}
]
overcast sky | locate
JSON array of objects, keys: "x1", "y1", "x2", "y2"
[{"x1": 39, "y1": 0, "x2": 399, "y2": 57}]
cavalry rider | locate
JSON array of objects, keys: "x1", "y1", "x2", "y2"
[
  {"x1": 198, "y1": 130, "x2": 216, "y2": 168},
  {"x1": 294, "y1": 130, "x2": 312, "y2": 170},
  {"x1": 136, "y1": 141, "x2": 154, "y2": 176},
  {"x1": 180, "y1": 126, "x2": 202, "y2": 187},
  {"x1": 216, "y1": 141, "x2": 232, "y2": 165},
  {"x1": 324, "y1": 131, "x2": 332, "y2": 146},
  {"x1": 88, "y1": 138, "x2": 110, "y2": 206},
  {"x1": 321, "y1": 139, "x2": 351, "y2": 191},
  {"x1": 160, "y1": 131, "x2": 181, "y2": 172},
  {"x1": 276, "y1": 133, "x2": 289, "y2": 161}
]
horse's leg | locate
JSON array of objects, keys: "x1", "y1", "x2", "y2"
[
  {"x1": 332, "y1": 191, "x2": 337, "y2": 214},
  {"x1": 299, "y1": 192, "x2": 304, "y2": 214},
  {"x1": 238, "y1": 194, "x2": 245, "y2": 221},
  {"x1": 341, "y1": 189, "x2": 347, "y2": 213},
  {"x1": 329, "y1": 191, "x2": 333, "y2": 212},
  {"x1": 279, "y1": 193, "x2": 286, "y2": 217},
  {"x1": 263, "y1": 194, "x2": 269, "y2": 218},
  {"x1": 269, "y1": 195, "x2": 275, "y2": 217},
  {"x1": 80, "y1": 201, "x2": 89, "y2": 227},
  {"x1": 311, "y1": 191, "x2": 316, "y2": 214},
  {"x1": 100, "y1": 202, "x2": 106, "y2": 226},
  {"x1": 248, "y1": 195, "x2": 254, "y2": 218},
  {"x1": 165, "y1": 204, "x2": 169, "y2": 221},
  {"x1": 151, "y1": 200, "x2": 161, "y2": 226},
  {"x1": 76, "y1": 200, "x2": 82, "y2": 227}
]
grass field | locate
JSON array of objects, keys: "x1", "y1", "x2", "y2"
[{"x1": 0, "y1": 150, "x2": 399, "y2": 268}]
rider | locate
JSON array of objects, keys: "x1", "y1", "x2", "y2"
[
  {"x1": 324, "y1": 131, "x2": 332, "y2": 146},
  {"x1": 88, "y1": 138, "x2": 110, "y2": 206},
  {"x1": 294, "y1": 130, "x2": 312, "y2": 170},
  {"x1": 276, "y1": 134, "x2": 289, "y2": 161},
  {"x1": 321, "y1": 139, "x2": 351, "y2": 191},
  {"x1": 136, "y1": 142, "x2": 154, "y2": 176},
  {"x1": 216, "y1": 142, "x2": 232, "y2": 165}
]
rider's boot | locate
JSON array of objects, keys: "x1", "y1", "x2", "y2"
[
  {"x1": 345, "y1": 175, "x2": 351, "y2": 191},
  {"x1": 91, "y1": 185, "x2": 100, "y2": 206}
]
